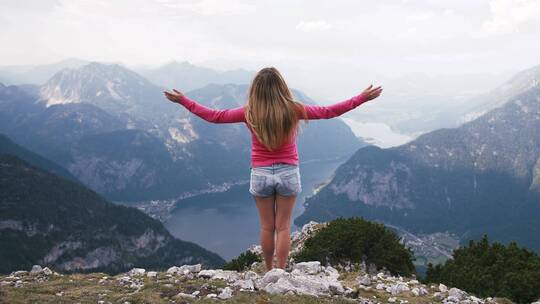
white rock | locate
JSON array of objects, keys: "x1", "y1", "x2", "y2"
[
  {"x1": 42, "y1": 267, "x2": 53, "y2": 276},
  {"x1": 448, "y1": 287, "x2": 467, "y2": 300},
  {"x1": 167, "y1": 266, "x2": 181, "y2": 274},
  {"x1": 388, "y1": 283, "x2": 410, "y2": 295},
  {"x1": 470, "y1": 296, "x2": 483, "y2": 303},
  {"x1": 433, "y1": 292, "x2": 445, "y2": 300},
  {"x1": 128, "y1": 268, "x2": 146, "y2": 276},
  {"x1": 192, "y1": 290, "x2": 200, "y2": 296},
  {"x1": 376, "y1": 283, "x2": 386, "y2": 290},
  {"x1": 358, "y1": 274, "x2": 371, "y2": 286},
  {"x1": 328, "y1": 281, "x2": 344, "y2": 295},
  {"x1": 167, "y1": 265, "x2": 201, "y2": 275},
  {"x1": 233, "y1": 279, "x2": 255, "y2": 290},
  {"x1": 30, "y1": 265, "x2": 43, "y2": 275},
  {"x1": 211, "y1": 270, "x2": 241, "y2": 282},
  {"x1": 324, "y1": 266, "x2": 339, "y2": 280},
  {"x1": 257, "y1": 268, "x2": 289, "y2": 287},
  {"x1": 176, "y1": 292, "x2": 196, "y2": 298},
  {"x1": 439, "y1": 283, "x2": 448, "y2": 293},
  {"x1": 244, "y1": 270, "x2": 259, "y2": 281},
  {"x1": 218, "y1": 287, "x2": 233, "y2": 299},
  {"x1": 388, "y1": 297, "x2": 397, "y2": 303},
  {"x1": 263, "y1": 277, "x2": 297, "y2": 294},
  {"x1": 248, "y1": 244, "x2": 263, "y2": 255},
  {"x1": 412, "y1": 287, "x2": 428, "y2": 296},
  {"x1": 206, "y1": 293, "x2": 217, "y2": 298},
  {"x1": 180, "y1": 264, "x2": 202, "y2": 273},
  {"x1": 198, "y1": 269, "x2": 216, "y2": 278},
  {"x1": 146, "y1": 271, "x2": 157, "y2": 278},
  {"x1": 292, "y1": 261, "x2": 321, "y2": 274}
]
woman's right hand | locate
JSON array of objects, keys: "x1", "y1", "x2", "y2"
[
  {"x1": 163, "y1": 89, "x2": 184, "y2": 104},
  {"x1": 360, "y1": 84, "x2": 383, "y2": 101}
]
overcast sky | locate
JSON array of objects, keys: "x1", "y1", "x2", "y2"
[{"x1": 1, "y1": 0, "x2": 540, "y2": 99}]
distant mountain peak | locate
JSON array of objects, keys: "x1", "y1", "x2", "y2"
[{"x1": 38, "y1": 62, "x2": 155, "y2": 108}]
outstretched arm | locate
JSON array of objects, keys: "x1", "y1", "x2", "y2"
[
  {"x1": 164, "y1": 89, "x2": 246, "y2": 123},
  {"x1": 302, "y1": 85, "x2": 382, "y2": 120}
]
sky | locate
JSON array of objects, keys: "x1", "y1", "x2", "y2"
[{"x1": 1, "y1": 0, "x2": 540, "y2": 99}]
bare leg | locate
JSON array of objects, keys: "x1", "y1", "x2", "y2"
[
  {"x1": 274, "y1": 194, "x2": 296, "y2": 269},
  {"x1": 254, "y1": 194, "x2": 276, "y2": 271}
]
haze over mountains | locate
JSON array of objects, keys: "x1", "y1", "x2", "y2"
[
  {"x1": 0, "y1": 62, "x2": 365, "y2": 203},
  {"x1": 2, "y1": 57, "x2": 540, "y2": 273},
  {"x1": 0, "y1": 59, "x2": 514, "y2": 148},
  {"x1": 296, "y1": 63, "x2": 540, "y2": 254}
]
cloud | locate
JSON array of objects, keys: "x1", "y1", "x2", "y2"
[
  {"x1": 156, "y1": 0, "x2": 256, "y2": 16},
  {"x1": 479, "y1": 0, "x2": 540, "y2": 36},
  {"x1": 295, "y1": 20, "x2": 335, "y2": 32}
]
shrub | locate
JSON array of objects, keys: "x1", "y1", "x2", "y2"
[
  {"x1": 424, "y1": 235, "x2": 540, "y2": 304},
  {"x1": 293, "y1": 217, "x2": 415, "y2": 276},
  {"x1": 223, "y1": 250, "x2": 261, "y2": 271}
]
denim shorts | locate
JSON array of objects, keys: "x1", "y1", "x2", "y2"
[{"x1": 249, "y1": 163, "x2": 302, "y2": 197}]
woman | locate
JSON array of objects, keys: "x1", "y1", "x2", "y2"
[{"x1": 164, "y1": 67, "x2": 382, "y2": 271}]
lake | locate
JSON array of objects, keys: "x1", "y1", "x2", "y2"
[{"x1": 164, "y1": 158, "x2": 346, "y2": 261}]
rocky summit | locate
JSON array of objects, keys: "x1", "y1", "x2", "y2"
[{"x1": 0, "y1": 222, "x2": 514, "y2": 304}]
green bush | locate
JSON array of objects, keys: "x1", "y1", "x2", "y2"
[
  {"x1": 424, "y1": 235, "x2": 540, "y2": 304},
  {"x1": 223, "y1": 250, "x2": 261, "y2": 271},
  {"x1": 293, "y1": 217, "x2": 415, "y2": 276}
]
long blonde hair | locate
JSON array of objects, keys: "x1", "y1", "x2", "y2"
[{"x1": 245, "y1": 67, "x2": 308, "y2": 151}]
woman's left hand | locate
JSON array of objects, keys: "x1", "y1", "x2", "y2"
[{"x1": 163, "y1": 89, "x2": 184, "y2": 103}]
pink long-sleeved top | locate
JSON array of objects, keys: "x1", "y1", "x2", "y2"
[{"x1": 176, "y1": 93, "x2": 369, "y2": 167}]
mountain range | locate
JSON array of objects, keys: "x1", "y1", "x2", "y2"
[
  {"x1": 0, "y1": 62, "x2": 365, "y2": 203},
  {"x1": 0, "y1": 141, "x2": 224, "y2": 274},
  {"x1": 296, "y1": 64, "x2": 540, "y2": 253}
]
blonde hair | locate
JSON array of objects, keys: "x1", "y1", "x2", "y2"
[{"x1": 245, "y1": 67, "x2": 308, "y2": 151}]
